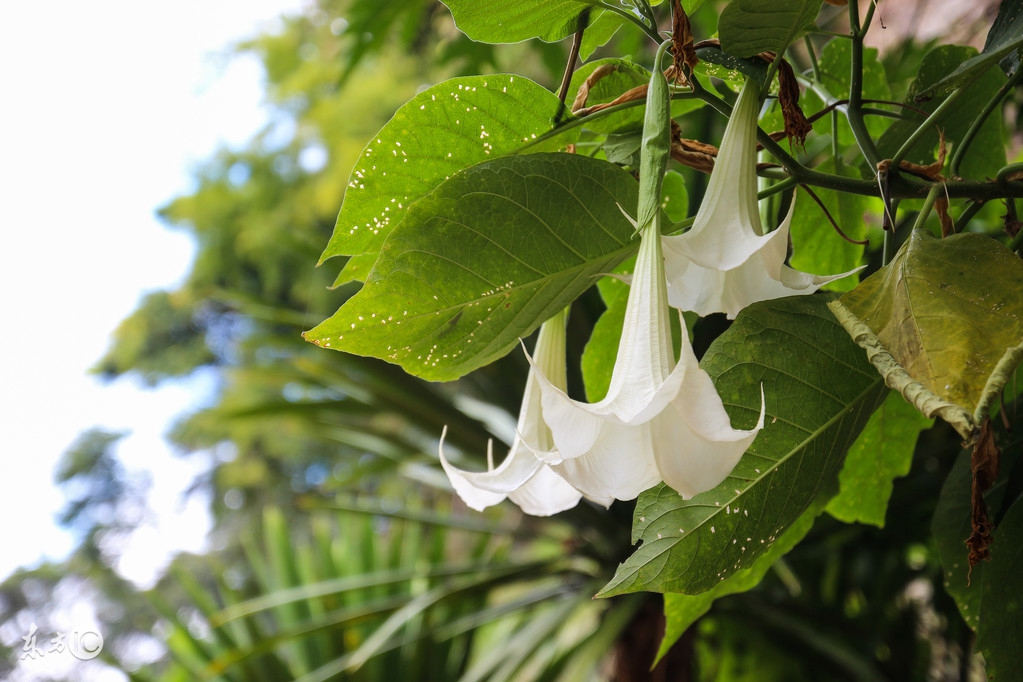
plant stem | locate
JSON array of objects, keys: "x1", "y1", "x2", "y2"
[
  {"x1": 951, "y1": 67, "x2": 1023, "y2": 178},
  {"x1": 910, "y1": 183, "x2": 943, "y2": 233},
  {"x1": 956, "y1": 200, "x2": 985, "y2": 230},
  {"x1": 758, "y1": 176, "x2": 799, "y2": 200},
  {"x1": 890, "y1": 87, "x2": 968, "y2": 169},
  {"x1": 803, "y1": 35, "x2": 821, "y2": 82},
  {"x1": 846, "y1": 0, "x2": 883, "y2": 169},
  {"x1": 596, "y1": 1, "x2": 662, "y2": 43}
]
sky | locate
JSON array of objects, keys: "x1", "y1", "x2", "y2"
[{"x1": 0, "y1": 0, "x2": 308, "y2": 594}]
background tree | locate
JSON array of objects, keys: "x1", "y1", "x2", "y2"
[{"x1": 4, "y1": 0, "x2": 1019, "y2": 680}]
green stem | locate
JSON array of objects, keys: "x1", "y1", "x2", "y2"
[
  {"x1": 1010, "y1": 228, "x2": 1023, "y2": 252},
  {"x1": 957, "y1": 199, "x2": 985, "y2": 230},
  {"x1": 846, "y1": 0, "x2": 883, "y2": 169},
  {"x1": 998, "y1": 162, "x2": 1023, "y2": 183},
  {"x1": 758, "y1": 176, "x2": 799, "y2": 200},
  {"x1": 910, "y1": 183, "x2": 943, "y2": 233},
  {"x1": 951, "y1": 67, "x2": 1023, "y2": 176},
  {"x1": 890, "y1": 87, "x2": 967, "y2": 169},
  {"x1": 857, "y1": 0, "x2": 877, "y2": 39},
  {"x1": 803, "y1": 35, "x2": 821, "y2": 82},
  {"x1": 596, "y1": 1, "x2": 662, "y2": 43}
]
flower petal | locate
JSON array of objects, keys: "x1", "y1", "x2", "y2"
[
  {"x1": 439, "y1": 430, "x2": 541, "y2": 510},
  {"x1": 662, "y1": 77, "x2": 861, "y2": 319},
  {"x1": 438, "y1": 309, "x2": 586, "y2": 516},
  {"x1": 549, "y1": 420, "x2": 663, "y2": 501},
  {"x1": 651, "y1": 342, "x2": 766, "y2": 498}
]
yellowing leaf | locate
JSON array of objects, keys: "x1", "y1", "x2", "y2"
[{"x1": 831, "y1": 231, "x2": 1023, "y2": 436}]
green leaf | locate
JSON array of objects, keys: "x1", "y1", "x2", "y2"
[
  {"x1": 918, "y1": 0, "x2": 1023, "y2": 98},
  {"x1": 306, "y1": 153, "x2": 640, "y2": 382},
  {"x1": 693, "y1": 45, "x2": 770, "y2": 86},
  {"x1": 825, "y1": 390, "x2": 931, "y2": 527},
  {"x1": 833, "y1": 231, "x2": 1023, "y2": 430},
  {"x1": 655, "y1": 507, "x2": 817, "y2": 663},
  {"x1": 788, "y1": 161, "x2": 868, "y2": 293},
  {"x1": 978, "y1": 495, "x2": 1023, "y2": 680},
  {"x1": 788, "y1": 40, "x2": 890, "y2": 151},
  {"x1": 932, "y1": 446, "x2": 984, "y2": 630},
  {"x1": 598, "y1": 295, "x2": 887, "y2": 596},
  {"x1": 985, "y1": 0, "x2": 1023, "y2": 77},
  {"x1": 581, "y1": 273, "x2": 631, "y2": 403},
  {"x1": 442, "y1": 0, "x2": 619, "y2": 44},
  {"x1": 320, "y1": 75, "x2": 569, "y2": 281},
  {"x1": 877, "y1": 45, "x2": 1007, "y2": 181},
  {"x1": 718, "y1": 0, "x2": 823, "y2": 58},
  {"x1": 933, "y1": 419, "x2": 1023, "y2": 673}
]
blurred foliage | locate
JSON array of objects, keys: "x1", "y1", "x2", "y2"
[{"x1": 4, "y1": 0, "x2": 1018, "y2": 680}]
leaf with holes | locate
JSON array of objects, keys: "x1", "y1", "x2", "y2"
[
  {"x1": 598, "y1": 295, "x2": 887, "y2": 596},
  {"x1": 654, "y1": 506, "x2": 817, "y2": 663},
  {"x1": 321, "y1": 75, "x2": 571, "y2": 284},
  {"x1": 305, "y1": 153, "x2": 640, "y2": 382}
]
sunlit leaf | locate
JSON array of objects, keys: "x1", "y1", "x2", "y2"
[
  {"x1": 442, "y1": 0, "x2": 621, "y2": 45},
  {"x1": 306, "y1": 153, "x2": 640, "y2": 382},
  {"x1": 320, "y1": 75, "x2": 570, "y2": 283},
  {"x1": 599, "y1": 295, "x2": 886, "y2": 596}
]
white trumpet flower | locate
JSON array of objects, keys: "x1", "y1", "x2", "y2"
[
  {"x1": 439, "y1": 309, "x2": 606, "y2": 516},
  {"x1": 531, "y1": 220, "x2": 765, "y2": 501},
  {"x1": 663, "y1": 77, "x2": 858, "y2": 319}
]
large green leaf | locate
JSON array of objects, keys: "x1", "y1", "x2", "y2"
[
  {"x1": 306, "y1": 153, "x2": 640, "y2": 382},
  {"x1": 825, "y1": 390, "x2": 931, "y2": 527},
  {"x1": 877, "y1": 45, "x2": 1006, "y2": 181},
  {"x1": 833, "y1": 231, "x2": 1023, "y2": 432},
  {"x1": 598, "y1": 295, "x2": 887, "y2": 596},
  {"x1": 320, "y1": 75, "x2": 569, "y2": 281},
  {"x1": 655, "y1": 506, "x2": 817, "y2": 663},
  {"x1": 718, "y1": 0, "x2": 823, "y2": 58}
]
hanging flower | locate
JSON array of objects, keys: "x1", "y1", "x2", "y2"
[
  {"x1": 662, "y1": 77, "x2": 858, "y2": 319},
  {"x1": 530, "y1": 219, "x2": 765, "y2": 501},
  {"x1": 438, "y1": 309, "x2": 609, "y2": 516}
]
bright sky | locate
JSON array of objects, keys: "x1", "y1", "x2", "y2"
[{"x1": 0, "y1": 0, "x2": 307, "y2": 601}]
